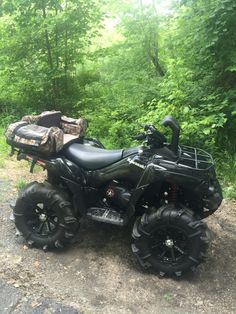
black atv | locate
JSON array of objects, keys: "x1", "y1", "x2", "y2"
[{"x1": 11, "y1": 116, "x2": 222, "y2": 277}]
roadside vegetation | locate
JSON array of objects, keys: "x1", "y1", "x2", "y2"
[
  {"x1": 0, "y1": 128, "x2": 8, "y2": 168},
  {"x1": 0, "y1": 0, "x2": 235, "y2": 197}
]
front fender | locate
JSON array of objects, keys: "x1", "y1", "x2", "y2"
[{"x1": 130, "y1": 163, "x2": 203, "y2": 206}]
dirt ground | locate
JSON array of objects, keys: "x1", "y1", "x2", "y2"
[{"x1": 0, "y1": 159, "x2": 235, "y2": 313}]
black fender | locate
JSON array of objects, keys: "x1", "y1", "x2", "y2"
[
  {"x1": 129, "y1": 164, "x2": 203, "y2": 207},
  {"x1": 61, "y1": 177, "x2": 87, "y2": 216}
]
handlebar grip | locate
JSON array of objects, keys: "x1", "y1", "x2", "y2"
[
  {"x1": 144, "y1": 124, "x2": 156, "y2": 132},
  {"x1": 133, "y1": 133, "x2": 146, "y2": 141}
]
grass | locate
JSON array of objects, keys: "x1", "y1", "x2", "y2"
[
  {"x1": 0, "y1": 127, "x2": 9, "y2": 168},
  {"x1": 0, "y1": 159, "x2": 5, "y2": 168},
  {"x1": 215, "y1": 153, "x2": 236, "y2": 200},
  {"x1": 15, "y1": 178, "x2": 27, "y2": 190},
  {"x1": 223, "y1": 186, "x2": 236, "y2": 199}
]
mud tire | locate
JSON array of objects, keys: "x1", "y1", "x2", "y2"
[
  {"x1": 131, "y1": 205, "x2": 210, "y2": 277},
  {"x1": 14, "y1": 181, "x2": 79, "y2": 250}
]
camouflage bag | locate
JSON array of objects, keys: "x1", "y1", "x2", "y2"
[
  {"x1": 5, "y1": 123, "x2": 64, "y2": 154},
  {"x1": 22, "y1": 110, "x2": 62, "y2": 128},
  {"x1": 5, "y1": 121, "x2": 29, "y2": 142},
  {"x1": 61, "y1": 116, "x2": 87, "y2": 137},
  {"x1": 21, "y1": 115, "x2": 39, "y2": 124}
]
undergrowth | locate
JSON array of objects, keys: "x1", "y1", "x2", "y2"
[
  {"x1": 215, "y1": 153, "x2": 236, "y2": 199},
  {"x1": 0, "y1": 128, "x2": 9, "y2": 168},
  {"x1": 15, "y1": 178, "x2": 27, "y2": 190}
]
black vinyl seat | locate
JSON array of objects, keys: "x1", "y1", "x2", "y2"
[
  {"x1": 123, "y1": 146, "x2": 141, "y2": 158},
  {"x1": 64, "y1": 143, "x2": 123, "y2": 170}
]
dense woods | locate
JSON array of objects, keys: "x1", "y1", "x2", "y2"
[{"x1": 0, "y1": 0, "x2": 235, "y2": 196}]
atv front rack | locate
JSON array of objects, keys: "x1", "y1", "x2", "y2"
[{"x1": 178, "y1": 145, "x2": 214, "y2": 171}]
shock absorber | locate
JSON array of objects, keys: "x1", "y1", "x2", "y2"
[{"x1": 169, "y1": 184, "x2": 178, "y2": 205}]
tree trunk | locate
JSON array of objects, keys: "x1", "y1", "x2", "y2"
[
  {"x1": 42, "y1": 5, "x2": 57, "y2": 104},
  {"x1": 55, "y1": 8, "x2": 59, "y2": 70},
  {"x1": 64, "y1": 0, "x2": 69, "y2": 92},
  {"x1": 151, "y1": 54, "x2": 165, "y2": 76},
  {"x1": 55, "y1": 7, "x2": 60, "y2": 97},
  {"x1": 42, "y1": 7, "x2": 53, "y2": 70}
]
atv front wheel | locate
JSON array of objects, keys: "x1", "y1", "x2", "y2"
[
  {"x1": 131, "y1": 205, "x2": 210, "y2": 277},
  {"x1": 14, "y1": 181, "x2": 79, "y2": 250}
]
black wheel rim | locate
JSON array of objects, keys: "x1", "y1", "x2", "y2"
[
  {"x1": 149, "y1": 226, "x2": 189, "y2": 265},
  {"x1": 25, "y1": 203, "x2": 59, "y2": 237}
]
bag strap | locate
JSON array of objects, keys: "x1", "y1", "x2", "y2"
[{"x1": 9, "y1": 145, "x2": 15, "y2": 157}]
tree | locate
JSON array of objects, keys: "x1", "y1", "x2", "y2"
[
  {"x1": 0, "y1": 0, "x2": 102, "y2": 116},
  {"x1": 78, "y1": 0, "x2": 167, "y2": 147}
]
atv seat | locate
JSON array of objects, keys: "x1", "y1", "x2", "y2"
[{"x1": 64, "y1": 143, "x2": 123, "y2": 170}]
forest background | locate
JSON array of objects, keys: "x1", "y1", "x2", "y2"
[{"x1": 0, "y1": 0, "x2": 235, "y2": 198}]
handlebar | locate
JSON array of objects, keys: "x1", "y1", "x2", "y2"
[
  {"x1": 134, "y1": 116, "x2": 180, "y2": 154},
  {"x1": 134, "y1": 124, "x2": 166, "y2": 148},
  {"x1": 133, "y1": 133, "x2": 146, "y2": 141}
]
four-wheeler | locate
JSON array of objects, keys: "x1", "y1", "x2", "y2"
[{"x1": 11, "y1": 116, "x2": 222, "y2": 276}]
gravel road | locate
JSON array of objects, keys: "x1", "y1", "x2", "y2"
[{"x1": 0, "y1": 161, "x2": 235, "y2": 313}]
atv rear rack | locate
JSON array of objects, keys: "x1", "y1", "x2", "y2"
[{"x1": 178, "y1": 145, "x2": 214, "y2": 171}]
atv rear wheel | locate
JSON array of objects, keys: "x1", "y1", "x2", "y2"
[
  {"x1": 131, "y1": 205, "x2": 210, "y2": 277},
  {"x1": 14, "y1": 181, "x2": 79, "y2": 250}
]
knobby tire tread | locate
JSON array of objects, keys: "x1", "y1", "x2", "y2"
[
  {"x1": 131, "y1": 204, "x2": 210, "y2": 277},
  {"x1": 14, "y1": 181, "x2": 79, "y2": 250}
]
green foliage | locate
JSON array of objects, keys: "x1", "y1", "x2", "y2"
[
  {"x1": 166, "y1": 0, "x2": 236, "y2": 153},
  {"x1": 0, "y1": 0, "x2": 235, "y2": 195},
  {"x1": 15, "y1": 179, "x2": 27, "y2": 190},
  {"x1": 0, "y1": 127, "x2": 9, "y2": 168},
  {"x1": 0, "y1": 0, "x2": 102, "y2": 118},
  {"x1": 215, "y1": 152, "x2": 236, "y2": 199},
  {"x1": 223, "y1": 186, "x2": 236, "y2": 200},
  {"x1": 74, "y1": 0, "x2": 234, "y2": 153}
]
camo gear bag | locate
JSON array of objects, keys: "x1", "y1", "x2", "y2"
[
  {"x1": 5, "y1": 123, "x2": 64, "y2": 154},
  {"x1": 22, "y1": 111, "x2": 62, "y2": 128},
  {"x1": 21, "y1": 111, "x2": 87, "y2": 137},
  {"x1": 61, "y1": 116, "x2": 87, "y2": 137},
  {"x1": 5, "y1": 110, "x2": 87, "y2": 154}
]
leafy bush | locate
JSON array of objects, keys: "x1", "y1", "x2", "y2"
[{"x1": 0, "y1": 0, "x2": 235, "y2": 197}]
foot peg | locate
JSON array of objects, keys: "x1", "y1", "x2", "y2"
[{"x1": 87, "y1": 207, "x2": 126, "y2": 226}]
